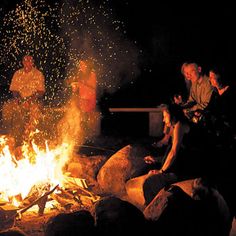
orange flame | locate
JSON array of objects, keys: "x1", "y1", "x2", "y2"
[{"x1": 0, "y1": 135, "x2": 72, "y2": 204}]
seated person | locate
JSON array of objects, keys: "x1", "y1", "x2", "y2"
[
  {"x1": 176, "y1": 63, "x2": 213, "y2": 123},
  {"x1": 148, "y1": 104, "x2": 190, "y2": 176},
  {"x1": 152, "y1": 62, "x2": 191, "y2": 153},
  {"x1": 206, "y1": 67, "x2": 236, "y2": 146}
]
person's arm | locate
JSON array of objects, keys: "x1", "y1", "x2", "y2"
[
  {"x1": 30, "y1": 91, "x2": 44, "y2": 101},
  {"x1": 12, "y1": 91, "x2": 20, "y2": 98},
  {"x1": 9, "y1": 71, "x2": 21, "y2": 99},
  {"x1": 181, "y1": 85, "x2": 197, "y2": 109},
  {"x1": 160, "y1": 122, "x2": 187, "y2": 172},
  {"x1": 37, "y1": 71, "x2": 46, "y2": 95},
  {"x1": 153, "y1": 125, "x2": 173, "y2": 147}
]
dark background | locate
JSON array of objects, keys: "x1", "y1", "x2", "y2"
[
  {"x1": 107, "y1": 1, "x2": 235, "y2": 106},
  {"x1": 0, "y1": 0, "x2": 235, "y2": 136}
]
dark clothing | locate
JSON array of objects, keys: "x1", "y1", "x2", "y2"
[
  {"x1": 203, "y1": 86, "x2": 236, "y2": 147},
  {"x1": 163, "y1": 122, "x2": 207, "y2": 180},
  {"x1": 201, "y1": 85, "x2": 236, "y2": 217}
]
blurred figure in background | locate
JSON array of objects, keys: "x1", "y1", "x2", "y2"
[
  {"x1": 2, "y1": 55, "x2": 45, "y2": 147},
  {"x1": 68, "y1": 59, "x2": 100, "y2": 142}
]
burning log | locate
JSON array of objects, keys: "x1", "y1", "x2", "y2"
[
  {"x1": 50, "y1": 193, "x2": 74, "y2": 211},
  {"x1": 63, "y1": 176, "x2": 100, "y2": 203},
  {"x1": 18, "y1": 184, "x2": 59, "y2": 216},
  {"x1": 20, "y1": 183, "x2": 51, "y2": 208}
]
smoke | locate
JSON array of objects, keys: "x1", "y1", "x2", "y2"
[
  {"x1": 0, "y1": 0, "x2": 141, "y2": 104},
  {"x1": 58, "y1": 0, "x2": 141, "y2": 96}
]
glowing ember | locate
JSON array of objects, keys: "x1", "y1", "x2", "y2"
[
  {"x1": 0, "y1": 0, "x2": 140, "y2": 105},
  {"x1": 0, "y1": 0, "x2": 138, "y2": 212}
]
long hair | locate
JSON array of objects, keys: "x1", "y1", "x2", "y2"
[
  {"x1": 209, "y1": 67, "x2": 226, "y2": 89},
  {"x1": 165, "y1": 103, "x2": 188, "y2": 125}
]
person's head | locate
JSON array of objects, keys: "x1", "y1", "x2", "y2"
[
  {"x1": 184, "y1": 63, "x2": 202, "y2": 83},
  {"x1": 94, "y1": 196, "x2": 146, "y2": 236},
  {"x1": 76, "y1": 59, "x2": 95, "y2": 75},
  {"x1": 191, "y1": 177, "x2": 215, "y2": 200},
  {"x1": 22, "y1": 55, "x2": 34, "y2": 72},
  {"x1": 78, "y1": 60, "x2": 88, "y2": 73},
  {"x1": 181, "y1": 62, "x2": 191, "y2": 81},
  {"x1": 209, "y1": 67, "x2": 225, "y2": 89},
  {"x1": 163, "y1": 104, "x2": 187, "y2": 127},
  {"x1": 44, "y1": 210, "x2": 95, "y2": 236}
]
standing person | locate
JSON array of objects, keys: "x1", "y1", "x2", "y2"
[
  {"x1": 4, "y1": 55, "x2": 45, "y2": 147},
  {"x1": 69, "y1": 59, "x2": 99, "y2": 141},
  {"x1": 70, "y1": 59, "x2": 97, "y2": 113}
]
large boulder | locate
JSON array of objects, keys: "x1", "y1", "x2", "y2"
[
  {"x1": 143, "y1": 185, "x2": 199, "y2": 235},
  {"x1": 144, "y1": 178, "x2": 232, "y2": 236},
  {"x1": 97, "y1": 145, "x2": 149, "y2": 198},
  {"x1": 125, "y1": 172, "x2": 178, "y2": 210}
]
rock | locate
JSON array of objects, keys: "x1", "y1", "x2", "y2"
[
  {"x1": 144, "y1": 178, "x2": 232, "y2": 236},
  {"x1": 97, "y1": 145, "x2": 149, "y2": 198},
  {"x1": 143, "y1": 185, "x2": 199, "y2": 235},
  {"x1": 67, "y1": 155, "x2": 107, "y2": 186},
  {"x1": 125, "y1": 172, "x2": 178, "y2": 210}
]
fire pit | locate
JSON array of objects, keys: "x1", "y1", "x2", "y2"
[{"x1": 0, "y1": 134, "x2": 101, "y2": 235}]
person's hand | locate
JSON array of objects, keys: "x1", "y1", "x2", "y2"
[
  {"x1": 144, "y1": 155, "x2": 156, "y2": 164},
  {"x1": 194, "y1": 111, "x2": 202, "y2": 117},
  {"x1": 148, "y1": 169, "x2": 161, "y2": 176},
  {"x1": 22, "y1": 100, "x2": 30, "y2": 109},
  {"x1": 173, "y1": 95, "x2": 183, "y2": 105},
  {"x1": 152, "y1": 141, "x2": 164, "y2": 148},
  {"x1": 183, "y1": 108, "x2": 192, "y2": 119}
]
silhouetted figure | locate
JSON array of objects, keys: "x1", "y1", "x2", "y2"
[
  {"x1": 94, "y1": 196, "x2": 147, "y2": 236},
  {"x1": 204, "y1": 67, "x2": 236, "y2": 219},
  {"x1": 44, "y1": 210, "x2": 96, "y2": 236},
  {"x1": 191, "y1": 177, "x2": 232, "y2": 236},
  {"x1": 67, "y1": 59, "x2": 99, "y2": 141},
  {"x1": 144, "y1": 178, "x2": 231, "y2": 236}
]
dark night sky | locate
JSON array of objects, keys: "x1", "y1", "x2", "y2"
[
  {"x1": 0, "y1": 0, "x2": 235, "y2": 107},
  {"x1": 109, "y1": 1, "x2": 235, "y2": 106}
]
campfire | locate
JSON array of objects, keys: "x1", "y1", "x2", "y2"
[{"x1": 0, "y1": 134, "x2": 100, "y2": 232}]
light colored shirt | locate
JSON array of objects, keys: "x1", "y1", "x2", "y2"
[
  {"x1": 187, "y1": 75, "x2": 213, "y2": 111},
  {"x1": 10, "y1": 67, "x2": 45, "y2": 98}
]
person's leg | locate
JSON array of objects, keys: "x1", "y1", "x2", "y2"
[
  {"x1": 11, "y1": 102, "x2": 26, "y2": 147},
  {"x1": 2, "y1": 99, "x2": 18, "y2": 132}
]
